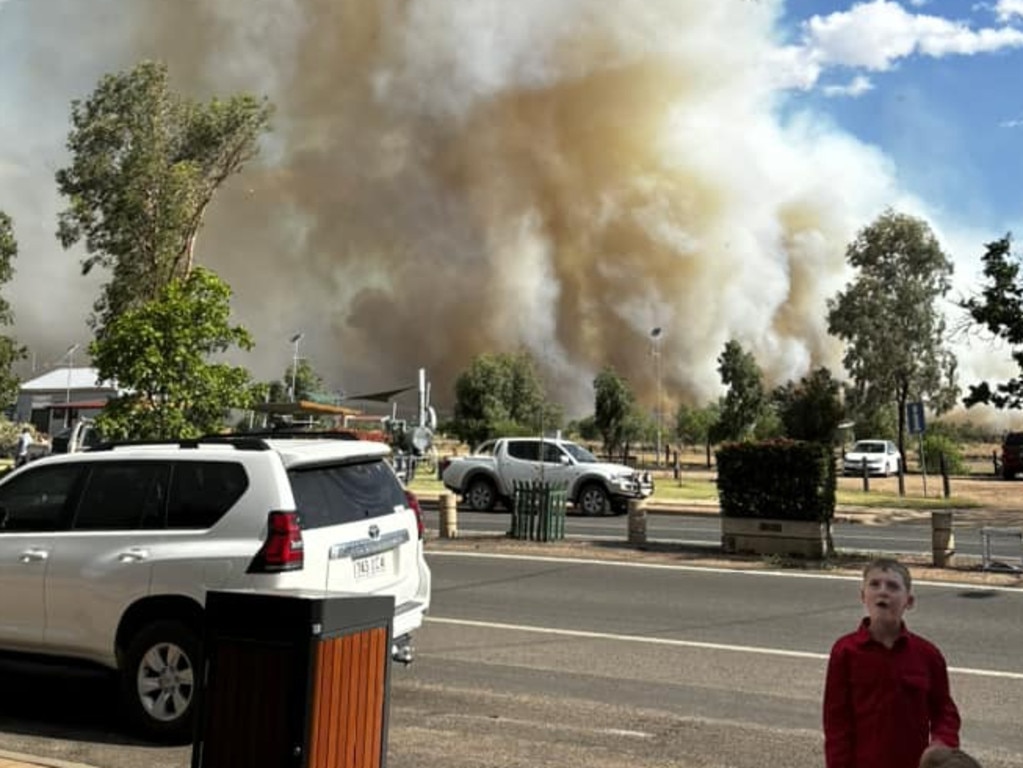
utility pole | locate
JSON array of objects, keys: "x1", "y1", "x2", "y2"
[
  {"x1": 650, "y1": 327, "x2": 663, "y2": 467},
  {"x1": 63, "y1": 342, "x2": 80, "y2": 428},
  {"x1": 289, "y1": 332, "x2": 303, "y2": 403}
]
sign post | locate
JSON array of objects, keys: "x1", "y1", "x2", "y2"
[{"x1": 907, "y1": 401, "x2": 927, "y2": 496}]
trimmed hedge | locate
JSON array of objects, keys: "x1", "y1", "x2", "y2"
[{"x1": 716, "y1": 439, "x2": 836, "y2": 522}]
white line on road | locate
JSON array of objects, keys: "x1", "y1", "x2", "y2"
[
  {"x1": 427, "y1": 712, "x2": 655, "y2": 740},
  {"x1": 426, "y1": 616, "x2": 1023, "y2": 681},
  {"x1": 426, "y1": 549, "x2": 1023, "y2": 592}
]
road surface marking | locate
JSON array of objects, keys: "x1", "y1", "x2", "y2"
[
  {"x1": 426, "y1": 550, "x2": 1023, "y2": 592},
  {"x1": 426, "y1": 616, "x2": 1023, "y2": 680}
]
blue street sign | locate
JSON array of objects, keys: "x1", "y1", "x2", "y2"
[{"x1": 907, "y1": 401, "x2": 926, "y2": 435}]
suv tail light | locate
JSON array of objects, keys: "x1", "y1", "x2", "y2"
[
  {"x1": 249, "y1": 510, "x2": 304, "y2": 573},
  {"x1": 405, "y1": 490, "x2": 425, "y2": 540}
]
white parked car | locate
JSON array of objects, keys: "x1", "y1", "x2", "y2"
[
  {"x1": 843, "y1": 439, "x2": 901, "y2": 476},
  {"x1": 0, "y1": 434, "x2": 430, "y2": 742}
]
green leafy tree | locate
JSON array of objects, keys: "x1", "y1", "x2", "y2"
[
  {"x1": 451, "y1": 351, "x2": 558, "y2": 447},
  {"x1": 593, "y1": 366, "x2": 636, "y2": 459},
  {"x1": 569, "y1": 415, "x2": 600, "y2": 442},
  {"x1": 675, "y1": 401, "x2": 720, "y2": 446},
  {"x1": 773, "y1": 367, "x2": 845, "y2": 444},
  {"x1": 714, "y1": 340, "x2": 765, "y2": 442},
  {"x1": 960, "y1": 234, "x2": 1023, "y2": 409},
  {"x1": 90, "y1": 267, "x2": 254, "y2": 440},
  {"x1": 55, "y1": 60, "x2": 273, "y2": 332},
  {"x1": 827, "y1": 209, "x2": 959, "y2": 483},
  {"x1": 281, "y1": 359, "x2": 326, "y2": 403},
  {"x1": 0, "y1": 212, "x2": 25, "y2": 406}
]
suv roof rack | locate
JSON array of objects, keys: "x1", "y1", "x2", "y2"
[
  {"x1": 90, "y1": 437, "x2": 273, "y2": 452},
  {"x1": 87, "y1": 431, "x2": 365, "y2": 453}
]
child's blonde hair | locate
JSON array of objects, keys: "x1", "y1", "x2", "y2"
[{"x1": 862, "y1": 558, "x2": 912, "y2": 592}]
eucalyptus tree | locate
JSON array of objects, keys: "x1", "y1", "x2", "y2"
[
  {"x1": 827, "y1": 209, "x2": 959, "y2": 490},
  {"x1": 714, "y1": 339, "x2": 766, "y2": 442},
  {"x1": 960, "y1": 234, "x2": 1023, "y2": 409},
  {"x1": 593, "y1": 366, "x2": 639, "y2": 460},
  {"x1": 55, "y1": 60, "x2": 273, "y2": 332},
  {"x1": 0, "y1": 212, "x2": 26, "y2": 407}
]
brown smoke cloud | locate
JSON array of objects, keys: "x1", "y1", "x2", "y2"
[{"x1": 1, "y1": 0, "x2": 909, "y2": 416}]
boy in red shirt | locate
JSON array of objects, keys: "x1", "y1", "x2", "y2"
[{"x1": 823, "y1": 557, "x2": 961, "y2": 768}]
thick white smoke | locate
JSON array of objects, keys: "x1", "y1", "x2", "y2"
[{"x1": 0, "y1": 0, "x2": 995, "y2": 418}]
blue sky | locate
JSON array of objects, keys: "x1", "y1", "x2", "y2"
[{"x1": 776, "y1": 0, "x2": 1023, "y2": 235}]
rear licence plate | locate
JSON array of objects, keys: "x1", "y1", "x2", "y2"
[{"x1": 354, "y1": 552, "x2": 389, "y2": 580}]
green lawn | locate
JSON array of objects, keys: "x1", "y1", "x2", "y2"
[{"x1": 408, "y1": 473, "x2": 981, "y2": 510}]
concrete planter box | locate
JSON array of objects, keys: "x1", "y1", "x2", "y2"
[{"x1": 721, "y1": 517, "x2": 831, "y2": 559}]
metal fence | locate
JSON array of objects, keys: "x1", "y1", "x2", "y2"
[{"x1": 509, "y1": 481, "x2": 567, "y2": 542}]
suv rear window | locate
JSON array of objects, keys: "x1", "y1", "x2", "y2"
[
  {"x1": 1004, "y1": 432, "x2": 1023, "y2": 447},
  {"x1": 166, "y1": 461, "x2": 249, "y2": 529},
  {"x1": 289, "y1": 459, "x2": 405, "y2": 530}
]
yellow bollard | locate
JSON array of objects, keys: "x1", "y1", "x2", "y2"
[
  {"x1": 628, "y1": 499, "x2": 646, "y2": 546},
  {"x1": 440, "y1": 492, "x2": 458, "y2": 539},
  {"x1": 931, "y1": 510, "x2": 955, "y2": 567}
]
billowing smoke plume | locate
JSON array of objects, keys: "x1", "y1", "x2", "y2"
[{"x1": 1, "y1": 0, "x2": 910, "y2": 415}]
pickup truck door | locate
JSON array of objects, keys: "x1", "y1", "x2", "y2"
[
  {"x1": 500, "y1": 440, "x2": 544, "y2": 491},
  {"x1": 535, "y1": 441, "x2": 575, "y2": 488}
]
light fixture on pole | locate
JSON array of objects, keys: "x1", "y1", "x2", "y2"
[
  {"x1": 63, "y1": 342, "x2": 81, "y2": 428},
  {"x1": 650, "y1": 327, "x2": 663, "y2": 467},
  {"x1": 289, "y1": 333, "x2": 304, "y2": 403}
]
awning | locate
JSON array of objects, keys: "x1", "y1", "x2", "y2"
[
  {"x1": 253, "y1": 400, "x2": 362, "y2": 417},
  {"x1": 47, "y1": 400, "x2": 110, "y2": 411}
]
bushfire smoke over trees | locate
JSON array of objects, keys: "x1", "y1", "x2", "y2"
[{"x1": 0, "y1": 0, "x2": 953, "y2": 414}]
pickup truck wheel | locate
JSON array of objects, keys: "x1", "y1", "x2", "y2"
[
  {"x1": 577, "y1": 483, "x2": 610, "y2": 516},
  {"x1": 466, "y1": 477, "x2": 497, "y2": 511},
  {"x1": 120, "y1": 619, "x2": 200, "y2": 744}
]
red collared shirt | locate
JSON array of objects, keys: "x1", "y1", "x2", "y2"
[{"x1": 823, "y1": 618, "x2": 960, "y2": 768}]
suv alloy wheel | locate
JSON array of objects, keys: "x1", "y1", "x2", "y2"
[{"x1": 120, "y1": 619, "x2": 201, "y2": 743}]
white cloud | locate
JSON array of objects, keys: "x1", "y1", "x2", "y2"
[
  {"x1": 1000, "y1": 117, "x2": 1023, "y2": 127},
  {"x1": 821, "y1": 74, "x2": 875, "y2": 97},
  {"x1": 775, "y1": 0, "x2": 1023, "y2": 92},
  {"x1": 995, "y1": 0, "x2": 1023, "y2": 22}
]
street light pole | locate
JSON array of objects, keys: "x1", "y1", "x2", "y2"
[
  {"x1": 650, "y1": 327, "x2": 663, "y2": 467},
  {"x1": 289, "y1": 333, "x2": 303, "y2": 403},
  {"x1": 63, "y1": 342, "x2": 81, "y2": 428}
]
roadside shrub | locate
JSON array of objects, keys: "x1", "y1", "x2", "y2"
[
  {"x1": 918, "y1": 433, "x2": 968, "y2": 476},
  {"x1": 716, "y1": 439, "x2": 835, "y2": 522}
]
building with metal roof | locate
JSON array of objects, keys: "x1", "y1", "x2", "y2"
[{"x1": 14, "y1": 367, "x2": 120, "y2": 435}]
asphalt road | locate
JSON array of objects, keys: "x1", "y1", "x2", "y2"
[
  {"x1": 0, "y1": 550, "x2": 1020, "y2": 768},
  {"x1": 420, "y1": 505, "x2": 1023, "y2": 562}
]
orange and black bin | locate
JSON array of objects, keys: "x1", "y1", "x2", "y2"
[{"x1": 192, "y1": 589, "x2": 394, "y2": 768}]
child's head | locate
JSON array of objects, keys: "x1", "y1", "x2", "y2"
[
  {"x1": 920, "y1": 746, "x2": 982, "y2": 768},
  {"x1": 860, "y1": 557, "x2": 915, "y2": 627}
]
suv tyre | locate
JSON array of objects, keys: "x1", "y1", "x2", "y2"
[{"x1": 120, "y1": 619, "x2": 201, "y2": 744}]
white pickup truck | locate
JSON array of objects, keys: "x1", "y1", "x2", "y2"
[{"x1": 440, "y1": 437, "x2": 654, "y2": 515}]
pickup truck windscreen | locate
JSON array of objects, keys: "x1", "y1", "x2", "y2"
[{"x1": 562, "y1": 443, "x2": 598, "y2": 463}]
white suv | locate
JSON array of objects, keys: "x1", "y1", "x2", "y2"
[{"x1": 0, "y1": 434, "x2": 431, "y2": 742}]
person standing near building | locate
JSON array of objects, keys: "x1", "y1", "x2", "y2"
[{"x1": 15, "y1": 427, "x2": 32, "y2": 467}]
